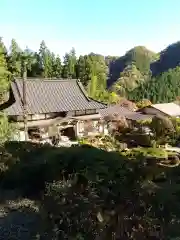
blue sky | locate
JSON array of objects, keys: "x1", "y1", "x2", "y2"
[{"x1": 1, "y1": 0, "x2": 180, "y2": 57}]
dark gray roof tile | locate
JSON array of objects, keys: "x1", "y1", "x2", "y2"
[
  {"x1": 99, "y1": 105, "x2": 153, "y2": 121},
  {"x1": 5, "y1": 78, "x2": 106, "y2": 115}
]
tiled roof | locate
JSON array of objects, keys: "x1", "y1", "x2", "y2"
[
  {"x1": 100, "y1": 105, "x2": 132, "y2": 117},
  {"x1": 151, "y1": 103, "x2": 180, "y2": 116},
  {"x1": 99, "y1": 105, "x2": 153, "y2": 121},
  {"x1": 4, "y1": 78, "x2": 106, "y2": 115},
  {"x1": 116, "y1": 99, "x2": 137, "y2": 111}
]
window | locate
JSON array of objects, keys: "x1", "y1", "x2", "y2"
[
  {"x1": 67, "y1": 111, "x2": 75, "y2": 117},
  {"x1": 85, "y1": 109, "x2": 96, "y2": 115},
  {"x1": 75, "y1": 110, "x2": 86, "y2": 116},
  {"x1": 45, "y1": 113, "x2": 57, "y2": 119},
  {"x1": 16, "y1": 116, "x2": 24, "y2": 121},
  {"x1": 31, "y1": 114, "x2": 46, "y2": 120},
  {"x1": 74, "y1": 109, "x2": 96, "y2": 116}
]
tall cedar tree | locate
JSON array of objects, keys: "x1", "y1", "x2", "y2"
[
  {"x1": 62, "y1": 48, "x2": 77, "y2": 79},
  {"x1": 8, "y1": 39, "x2": 22, "y2": 77},
  {"x1": 22, "y1": 47, "x2": 37, "y2": 77},
  {"x1": 53, "y1": 55, "x2": 62, "y2": 78},
  {"x1": 39, "y1": 40, "x2": 52, "y2": 78},
  {"x1": 0, "y1": 38, "x2": 9, "y2": 102},
  {"x1": 87, "y1": 53, "x2": 108, "y2": 98}
]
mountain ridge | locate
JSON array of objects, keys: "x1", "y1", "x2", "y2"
[{"x1": 107, "y1": 41, "x2": 180, "y2": 103}]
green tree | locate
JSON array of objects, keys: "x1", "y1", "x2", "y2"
[
  {"x1": 150, "y1": 116, "x2": 175, "y2": 144},
  {"x1": 124, "y1": 46, "x2": 155, "y2": 74},
  {"x1": 46, "y1": 50, "x2": 55, "y2": 78},
  {"x1": 0, "y1": 37, "x2": 8, "y2": 59},
  {"x1": 76, "y1": 55, "x2": 86, "y2": 84},
  {"x1": 38, "y1": 40, "x2": 53, "y2": 78},
  {"x1": 112, "y1": 64, "x2": 145, "y2": 96},
  {"x1": 87, "y1": 54, "x2": 108, "y2": 98},
  {"x1": 20, "y1": 47, "x2": 37, "y2": 77},
  {"x1": 53, "y1": 55, "x2": 62, "y2": 78},
  {"x1": 62, "y1": 53, "x2": 69, "y2": 78},
  {"x1": 22, "y1": 47, "x2": 37, "y2": 77},
  {"x1": 68, "y1": 48, "x2": 77, "y2": 78},
  {"x1": 136, "y1": 99, "x2": 152, "y2": 108},
  {"x1": 88, "y1": 75, "x2": 97, "y2": 97},
  {"x1": 129, "y1": 66, "x2": 180, "y2": 103},
  {"x1": 28, "y1": 52, "x2": 42, "y2": 77},
  {"x1": 0, "y1": 113, "x2": 15, "y2": 144},
  {"x1": 62, "y1": 48, "x2": 77, "y2": 79},
  {"x1": 76, "y1": 55, "x2": 93, "y2": 87},
  {"x1": 0, "y1": 41, "x2": 10, "y2": 102},
  {"x1": 8, "y1": 38, "x2": 22, "y2": 77}
]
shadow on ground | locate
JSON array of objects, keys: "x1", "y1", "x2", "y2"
[{"x1": 0, "y1": 141, "x2": 126, "y2": 239}]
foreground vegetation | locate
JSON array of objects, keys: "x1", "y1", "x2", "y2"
[
  {"x1": 0, "y1": 115, "x2": 179, "y2": 238},
  {"x1": 0, "y1": 141, "x2": 179, "y2": 239}
]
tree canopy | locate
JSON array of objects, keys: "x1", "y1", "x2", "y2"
[{"x1": 0, "y1": 37, "x2": 180, "y2": 104}]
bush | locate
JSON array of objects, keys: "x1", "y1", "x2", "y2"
[
  {"x1": 0, "y1": 113, "x2": 15, "y2": 144},
  {"x1": 136, "y1": 99, "x2": 152, "y2": 108},
  {"x1": 117, "y1": 130, "x2": 153, "y2": 147},
  {"x1": 122, "y1": 147, "x2": 169, "y2": 159},
  {"x1": 0, "y1": 141, "x2": 180, "y2": 238},
  {"x1": 150, "y1": 116, "x2": 175, "y2": 144},
  {"x1": 79, "y1": 135, "x2": 122, "y2": 151}
]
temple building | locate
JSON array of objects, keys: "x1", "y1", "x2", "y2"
[{"x1": 0, "y1": 78, "x2": 107, "y2": 142}]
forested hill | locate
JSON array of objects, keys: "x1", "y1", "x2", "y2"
[
  {"x1": 107, "y1": 46, "x2": 157, "y2": 86},
  {"x1": 109, "y1": 42, "x2": 180, "y2": 103},
  {"x1": 1, "y1": 37, "x2": 180, "y2": 104}
]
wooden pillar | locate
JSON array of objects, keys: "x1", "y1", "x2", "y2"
[
  {"x1": 22, "y1": 64, "x2": 28, "y2": 141},
  {"x1": 74, "y1": 121, "x2": 79, "y2": 138},
  {"x1": 102, "y1": 121, "x2": 105, "y2": 134}
]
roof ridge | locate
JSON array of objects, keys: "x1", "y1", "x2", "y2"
[
  {"x1": 152, "y1": 102, "x2": 177, "y2": 105},
  {"x1": 76, "y1": 80, "x2": 91, "y2": 102},
  {"x1": 14, "y1": 77, "x2": 78, "y2": 82},
  {"x1": 11, "y1": 80, "x2": 24, "y2": 109}
]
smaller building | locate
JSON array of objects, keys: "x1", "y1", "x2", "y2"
[
  {"x1": 98, "y1": 104, "x2": 153, "y2": 136},
  {"x1": 138, "y1": 103, "x2": 180, "y2": 118},
  {"x1": 99, "y1": 104, "x2": 152, "y2": 121},
  {"x1": 116, "y1": 98, "x2": 137, "y2": 111}
]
